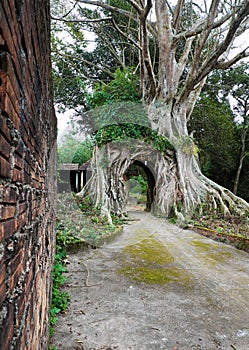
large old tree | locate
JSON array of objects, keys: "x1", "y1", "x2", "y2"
[{"x1": 54, "y1": 0, "x2": 249, "y2": 220}]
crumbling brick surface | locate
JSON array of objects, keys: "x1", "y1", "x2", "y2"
[{"x1": 0, "y1": 0, "x2": 57, "y2": 349}]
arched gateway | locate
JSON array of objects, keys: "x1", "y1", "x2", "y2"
[
  {"x1": 124, "y1": 159, "x2": 156, "y2": 212},
  {"x1": 78, "y1": 138, "x2": 177, "y2": 220}
]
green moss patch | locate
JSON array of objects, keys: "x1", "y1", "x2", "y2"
[
  {"x1": 118, "y1": 237, "x2": 193, "y2": 288},
  {"x1": 190, "y1": 239, "x2": 233, "y2": 264}
]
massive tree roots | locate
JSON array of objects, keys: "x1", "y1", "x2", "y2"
[{"x1": 77, "y1": 141, "x2": 249, "y2": 224}]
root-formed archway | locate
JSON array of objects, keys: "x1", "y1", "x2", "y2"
[{"x1": 77, "y1": 139, "x2": 177, "y2": 221}]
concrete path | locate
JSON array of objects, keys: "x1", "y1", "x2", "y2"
[{"x1": 51, "y1": 211, "x2": 249, "y2": 350}]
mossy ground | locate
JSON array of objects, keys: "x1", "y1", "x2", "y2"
[
  {"x1": 190, "y1": 239, "x2": 234, "y2": 265},
  {"x1": 118, "y1": 237, "x2": 193, "y2": 288},
  {"x1": 51, "y1": 210, "x2": 249, "y2": 350}
]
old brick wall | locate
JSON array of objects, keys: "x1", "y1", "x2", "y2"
[{"x1": 0, "y1": 0, "x2": 57, "y2": 349}]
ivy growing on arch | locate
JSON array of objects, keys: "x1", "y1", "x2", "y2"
[{"x1": 94, "y1": 123, "x2": 175, "y2": 159}]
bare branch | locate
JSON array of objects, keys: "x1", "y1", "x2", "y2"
[
  {"x1": 52, "y1": 0, "x2": 79, "y2": 19},
  {"x1": 97, "y1": 28, "x2": 126, "y2": 68},
  {"x1": 126, "y1": 0, "x2": 143, "y2": 15},
  {"x1": 173, "y1": 0, "x2": 185, "y2": 33},
  {"x1": 78, "y1": 0, "x2": 157, "y2": 38},
  {"x1": 186, "y1": 77, "x2": 207, "y2": 120},
  {"x1": 51, "y1": 15, "x2": 112, "y2": 23},
  {"x1": 175, "y1": 12, "x2": 233, "y2": 41},
  {"x1": 196, "y1": 0, "x2": 249, "y2": 83},
  {"x1": 156, "y1": 1, "x2": 181, "y2": 100},
  {"x1": 175, "y1": 37, "x2": 195, "y2": 83},
  {"x1": 77, "y1": 0, "x2": 138, "y2": 21},
  {"x1": 53, "y1": 48, "x2": 114, "y2": 78},
  {"x1": 178, "y1": 1, "x2": 249, "y2": 103},
  {"x1": 126, "y1": 0, "x2": 152, "y2": 19},
  {"x1": 138, "y1": 1, "x2": 156, "y2": 101},
  {"x1": 78, "y1": 58, "x2": 114, "y2": 79},
  {"x1": 215, "y1": 48, "x2": 249, "y2": 69},
  {"x1": 111, "y1": 18, "x2": 141, "y2": 51},
  {"x1": 140, "y1": 19, "x2": 157, "y2": 100},
  {"x1": 189, "y1": 0, "x2": 220, "y2": 77},
  {"x1": 144, "y1": 0, "x2": 153, "y2": 19},
  {"x1": 207, "y1": 0, "x2": 220, "y2": 22},
  {"x1": 165, "y1": 0, "x2": 174, "y2": 17}
]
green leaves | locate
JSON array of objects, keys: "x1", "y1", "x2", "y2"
[
  {"x1": 50, "y1": 243, "x2": 70, "y2": 334},
  {"x1": 188, "y1": 64, "x2": 249, "y2": 198},
  {"x1": 87, "y1": 67, "x2": 141, "y2": 108},
  {"x1": 58, "y1": 135, "x2": 93, "y2": 165},
  {"x1": 72, "y1": 138, "x2": 93, "y2": 165},
  {"x1": 189, "y1": 82, "x2": 239, "y2": 192},
  {"x1": 94, "y1": 123, "x2": 174, "y2": 157}
]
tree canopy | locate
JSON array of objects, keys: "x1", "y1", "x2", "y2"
[{"x1": 58, "y1": 134, "x2": 93, "y2": 165}]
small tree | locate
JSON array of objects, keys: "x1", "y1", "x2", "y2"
[
  {"x1": 58, "y1": 134, "x2": 93, "y2": 165},
  {"x1": 222, "y1": 63, "x2": 249, "y2": 195}
]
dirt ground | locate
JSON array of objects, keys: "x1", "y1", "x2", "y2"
[{"x1": 51, "y1": 210, "x2": 249, "y2": 350}]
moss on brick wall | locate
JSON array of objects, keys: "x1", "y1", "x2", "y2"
[{"x1": 0, "y1": 0, "x2": 57, "y2": 349}]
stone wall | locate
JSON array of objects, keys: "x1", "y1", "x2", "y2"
[{"x1": 0, "y1": 0, "x2": 57, "y2": 349}]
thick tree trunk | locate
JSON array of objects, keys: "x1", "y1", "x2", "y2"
[{"x1": 148, "y1": 101, "x2": 249, "y2": 219}]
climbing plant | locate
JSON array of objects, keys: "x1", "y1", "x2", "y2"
[{"x1": 94, "y1": 123, "x2": 174, "y2": 158}]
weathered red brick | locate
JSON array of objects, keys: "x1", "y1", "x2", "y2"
[
  {"x1": 0, "y1": 2, "x2": 22, "y2": 79},
  {"x1": 18, "y1": 211, "x2": 28, "y2": 228},
  {"x1": 14, "y1": 151, "x2": 23, "y2": 169},
  {"x1": 0, "y1": 133, "x2": 11, "y2": 159},
  {"x1": 24, "y1": 267, "x2": 35, "y2": 300},
  {"x1": 18, "y1": 201, "x2": 27, "y2": 214},
  {"x1": 24, "y1": 171, "x2": 31, "y2": 184},
  {"x1": 5, "y1": 67, "x2": 21, "y2": 106},
  {"x1": 0, "y1": 115, "x2": 11, "y2": 142},
  {"x1": 21, "y1": 125, "x2": 34, "y2": 150},
  {"x1": 0, "y1": 33, "x2": 5, "y2": 46},
  {"x1": 0, "y1": 91, "x2": 20, "y2": 130},
  {"x1": 0, "y1": 259, "x2": 6, "y2": 307},
  {"x1": 0, "y1": 70, "x2": 7, "y2": 93},
  {"x1": 0, "y1": 204, "x2": 16, "y2": 220},
  {"x1": 20, "y1": 332, "x2": 28, "y2": 350},
  {"x1": 15, "y1": 140, "x2": 24, "y2": 157},
  {"x1": 16, "y1": 293, "x2": 26, "y2": 328},
  {"x1": 5, "y1": 72, "x2": 22, "y2": 117},
  {"x1": 2, "y1": 186, "x2": 18, "y2": 204},
  {"x1": 9, "y1": 249, "x2": 24, "y2": 293},
  {"x1": 0, "y1": 218, "x2": 18, "y2": 241},
  {"x1": 0, "y1": 304, "x2": 15, "y2": 349},
  {"x1": 24, "y1": 150, "x2": 32, "y2": 166},
  {"x1": 0, "y1": 155, "x2": 11, "y2": 178},
  {"x1": 13, "y1": 167, "x2": 24, "y2": 182},
  {"x1": 18, "y1": 187, "x2": 29, "y2": 202}
]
